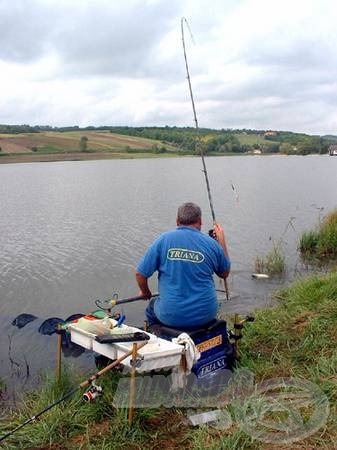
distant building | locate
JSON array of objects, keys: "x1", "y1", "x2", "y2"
[
  {"x1": 264, "y1": 131, "x2": 277, "y2": 137},
  {"x1": 247, "y1": 149, "x2": 262, "y2": 155},
  {"x1": 328, "y1": 144, "x2": 337, "y2": 156}
]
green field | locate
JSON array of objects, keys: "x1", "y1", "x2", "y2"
[
  {"x1": 234, "y1": 132, "x2": 279, "y2": 147},
  {"x1": 0, "y1": 130, "x2": 177, "y2": 155}
]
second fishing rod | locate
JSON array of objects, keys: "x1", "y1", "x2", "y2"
[{"x1": 181, "y1": 17, "x2": 230, "y2": 301}]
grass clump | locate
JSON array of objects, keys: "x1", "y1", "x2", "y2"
[
  {"x1": 300, "y1": 209, "x2": 337, "y2": 261},
  {"x1": 254, "y1": 243, "x2": 285, "y2": 276}
]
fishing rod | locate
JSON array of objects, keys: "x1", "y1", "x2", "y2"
[
  {"x1": 181, "y1": 17, "x2": 216, "y2": 223},
  {"x1": 0, "y1": 341, "x2": 148, "y2": 444},
  {"x1": 181, "y1": 17, "x2": 230, "y2": 300}
]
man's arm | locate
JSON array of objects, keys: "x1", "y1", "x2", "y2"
[{"x1": 135, "y1": 271, "x2": 152, "y2": 299}]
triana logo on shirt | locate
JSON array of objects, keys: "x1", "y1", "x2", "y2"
[{"x1": 167, "y1": 248, "x2": 205, "y2": 263}]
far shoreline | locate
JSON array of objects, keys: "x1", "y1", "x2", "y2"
[
  {"x1": 0, "y1": 151, "x2": 328, "y2": 165},
  {"x1": 0, "y1": 151, "x2": 186, "y2": 165}
]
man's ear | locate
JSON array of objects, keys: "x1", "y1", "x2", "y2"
[{"x1": 176, "y1": 217, "x2": 180, "y2": 226}]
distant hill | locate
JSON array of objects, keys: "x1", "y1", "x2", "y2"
[
  {"x1": 0, "y1": 129, "x2": 177, "y2": 157},
  {"x1": 322, "y1": 135, "x2": 337, "y2": 142},
  {"x1": 0, "y1": 124, "x2": 334, "y2": 161}
]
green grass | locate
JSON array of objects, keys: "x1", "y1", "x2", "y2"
[
  {"x1": 35, "y1": 145, "x2": 70, "y2": 154},
  {"x1": 299, "y1": 230, "x2": 319, "y2": 255},
  {"x1": 300, "y1": 209, "x2": 337, "y2": 261},
  {"x1": 35, "y1": 145, "x2": 97, "y2": 154},
  {"x1": 0, "y1": 377, "x2": 5, "y2": 392},
  {"x1": 237, "y1": 271, "x2": 337, "y2": 448}
]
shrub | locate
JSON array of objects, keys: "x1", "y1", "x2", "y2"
[{"x1": 79, "y1": 136, "x2": 88, "y2": 152}]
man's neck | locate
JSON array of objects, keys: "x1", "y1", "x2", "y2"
[{"x1": 177, "y1": 223, "x2": 201, "y2": 231}]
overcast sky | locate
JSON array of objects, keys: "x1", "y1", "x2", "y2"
[{"x1": 0, "y1": 0, "x2": 336, "y2": 135}]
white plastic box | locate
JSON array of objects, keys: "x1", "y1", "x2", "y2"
[
  {"x1": 93, "y1": 335, "x2": 183, "y2": 372},
  {"x1": 68, "y1": 319, "x2": 183, "y2": 372},
  {"x1": 68, "y1": 325, "x2": 95, "y2": 350},
  {"x1": 67, "y1": 318, "x2": 118, "y2": 351}
]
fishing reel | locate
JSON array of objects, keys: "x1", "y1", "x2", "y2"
[
  {"x1": 83, "y1": 381, "x2": 103, "y2": 402},
  {"x1": 208, "y1": 229, "x2": 217, "y2": 240},
  {"x1": 94, "y1": 294, "x2": 125, "y2": 323},
  {"x1": 95, "y1": 293, "x2": 119, "y2": 314}
]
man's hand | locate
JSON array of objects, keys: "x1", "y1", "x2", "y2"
[
  {"x1": 213, "y1": 222, "x2": 229, "y2": 258},
  {"x1": 138, "y1": 289, "x2": 152, "y2": 300},
  {"x1": 213, "y1": 223, "x2": 224, "y2": 241}
]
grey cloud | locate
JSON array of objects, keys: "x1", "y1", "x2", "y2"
[
  {"x1": 194, "y1": 58, "x2": 337, "y2": 121},
  {"x1": 0, "y1": 0, "x2": 183, "y2": 80},
  {"x1": 244, "y1": 38, "x2": 337, "y2": 72},
  {"x1": 0, "y1": 1, "x2": 53, "y2": 62},
  {"x1": 49, "y1": 1, "x2": 182, "y2": 79}
]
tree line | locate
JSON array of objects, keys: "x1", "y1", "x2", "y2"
[
  {"x1": 109, "y1": 126, "x2": 335, "y2": 155},
  {"x1": 1, "y1": 124, "x2": 336, "y2": 155}
]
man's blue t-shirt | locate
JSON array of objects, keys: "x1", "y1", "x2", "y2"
[{"x1": 137, "y1": 226, "x2": 230, "y2": 327}]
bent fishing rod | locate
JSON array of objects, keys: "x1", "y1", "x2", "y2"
[
  {"x1": 0, "y1": 341, "x2": 148, "y2": 444},
  {"x1": 181, "y1": 17, "x2": 230, "y2": 300},
  {"x1": 181, "y1": 17, "x2": 216, "y2": 223}
]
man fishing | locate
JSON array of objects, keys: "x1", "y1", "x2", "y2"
[{"x1": 135, "y1": 202, "x2": 230, "y2": 329}]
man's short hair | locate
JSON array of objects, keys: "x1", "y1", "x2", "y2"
[{"x1": 177, "y1": 202, "x2": 202, "y2": 225}]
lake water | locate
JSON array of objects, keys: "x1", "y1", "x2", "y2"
[{"x1": 0, "y1": 155, "x2": 336, "y2": 399}]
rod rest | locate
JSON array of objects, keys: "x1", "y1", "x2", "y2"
[{"x1": 151, "y1": 319, "x2": 227, "y2": 339}]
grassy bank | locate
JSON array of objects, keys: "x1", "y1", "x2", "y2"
[{"x1": 1, "y1": 271, "x2": 337, "y2": 449}]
